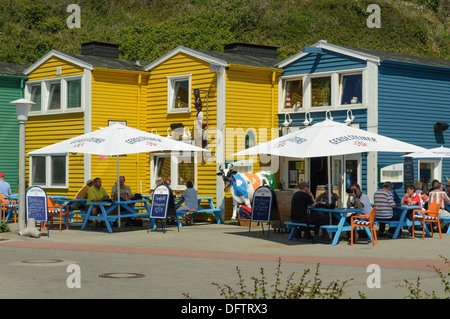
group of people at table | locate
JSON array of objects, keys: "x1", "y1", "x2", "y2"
[
  {"x1": 290, "y1": 179, "x2": 450, "y2": 240},
  {"x1": 72, "y1": 176, "x2": 198, "y2": 228}
]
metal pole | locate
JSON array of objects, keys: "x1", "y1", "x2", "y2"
[{"x1": 18, "y1": 120, "x2": 26, "y2": 232}]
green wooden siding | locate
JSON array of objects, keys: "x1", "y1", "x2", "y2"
[{"x1": 0, "y1": 76, "x2": 26, "y2": 193}]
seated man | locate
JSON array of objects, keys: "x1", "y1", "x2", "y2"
[
  {"x1": 316, "y1": 186, "x2": 340, "y2": 208},
  {"x1": 87, "y1": 177, "x2": 110, "y2": 216},
  {"x1": 111, "y1": 176, "x2": 132, "y2": 201}
]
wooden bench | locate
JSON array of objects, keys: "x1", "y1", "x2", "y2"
[{"x1": 176, "y1": 208, "x2": 222, "y2": 228}]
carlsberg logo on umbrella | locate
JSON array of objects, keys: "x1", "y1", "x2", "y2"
[{"x1": 329, "y1": 135, "x2": 377, "y2": 145}]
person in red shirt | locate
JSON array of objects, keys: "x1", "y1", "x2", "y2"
[{"x1": 403, "y1": 184, "x2": 421, "y2": 206}]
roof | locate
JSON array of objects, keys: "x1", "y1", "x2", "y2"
[
  {"x1": 278, "y1": 40, "x2": 450, "y2": 70},
  {"x1": 0, "y1": 62, "x2": 29, "y2": 77},
  {"x1": 24, "y1": 50, "x2": 150, "y2": 75},
  {"x1": 195, "y1": 49, "x2": 281, "y2": 69},
  {"x1": 144, "y1": 45, "x2": 281, "y2": 71},
  {"x1": 341, "y1": 45, "x2": 450, "y2": 70},
  {"x1": 64, "y1": 52, "x2": 150, "y2": 72}
]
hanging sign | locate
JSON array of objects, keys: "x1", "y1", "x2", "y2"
[{"x1": 25, "y1": 186, "x2": 48, "y2": 223}]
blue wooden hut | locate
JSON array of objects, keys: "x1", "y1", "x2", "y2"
[{"x1": 276, "y1": 40, "x2": 450, "y2": 202}]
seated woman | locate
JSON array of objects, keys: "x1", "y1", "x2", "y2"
[
  {"x1": 176, "y1": 181, "x2": 198, "y2": 225},
  {"x1": 402, "y1": 184, "x2": 421, "y2": 221}
]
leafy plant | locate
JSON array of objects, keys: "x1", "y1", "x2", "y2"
[
  {"x1": 184, "y1": 258, "x2": 352, "y2": 299},
  {"x1": 0, "y1": 222, "x2": 10, "y2": 233}
]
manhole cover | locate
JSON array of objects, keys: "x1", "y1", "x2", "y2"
[
  {"x1": 21, "y1": 259, "x2": 64, "y2": 264},
  {"x1": 99, "y1": 273, "x2": 145, "y2": 279}
]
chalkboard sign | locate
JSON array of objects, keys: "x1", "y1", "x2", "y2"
[
  {"x1": 404, "y1": 157, "x2": 414, "y2": 191},
  {"x1": 26, "y1": 186, "x2": 48, "y2": 222},
  {"x1": 150, "y1": 185, "x2": 171, "y2": 219},
  {"x1": 251, "y1": 186, "x2": 273, "y2": 223}
]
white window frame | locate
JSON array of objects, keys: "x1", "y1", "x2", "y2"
[
  {"x1": 150, "y1": 152, "x2": 198, "y2": 191},
  {"x1": 167, "y1": 74, "x2": 191, "y2": 114},
  {"x1": 279, "y1": 68, "x2": 365, "y2": 113},
  {"x1": 29, "y1": 154, "x2": 69, "y2": 189},
  {"x1": 26, "y1": 75, "x2": 85, "y2": 115}
]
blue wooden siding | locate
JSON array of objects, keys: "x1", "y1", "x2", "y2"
[
  {"x1": 377, "y1": 60, "x2": 450, "y2": 197},
  {"x1": 0, "y1": 76, "x2": 25, "y2": 193},
  {"x1": 283, "y1": 49, "x2": 367, "y2": 76}
]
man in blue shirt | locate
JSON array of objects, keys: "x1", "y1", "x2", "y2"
[{"x1": 0, "y1": 172, "x2": 11, "y2": 199}]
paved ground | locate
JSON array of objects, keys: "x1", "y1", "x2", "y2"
[{"x1": 0, "y1": 220, "x2": 448, "y2": 303}]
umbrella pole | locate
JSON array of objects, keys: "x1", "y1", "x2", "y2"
[{"x1": 117, "y1": 155, "x2": 121, "y2": 228}]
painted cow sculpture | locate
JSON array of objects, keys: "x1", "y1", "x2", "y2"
[{"x1": 217, "y1": 165, "x2": 276, "y2": 219}]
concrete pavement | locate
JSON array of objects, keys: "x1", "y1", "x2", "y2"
[{"x1": 0, "y1": 220, "x2": 448, "y2": 300}]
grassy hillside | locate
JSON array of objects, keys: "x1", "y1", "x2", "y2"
[{"x1": 0, "y1": 0, "x2": 448, "y2": 65}]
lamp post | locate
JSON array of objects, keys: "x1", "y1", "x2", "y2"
[{"x1": 10, "y1": 98, "x2": 34, "y2": 232}]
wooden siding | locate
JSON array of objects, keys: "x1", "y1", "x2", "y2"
[
  {"x1": 224, "y1": 66, "x2": 280, "y2": 219},
  {"x1": 147, "y1": 52, "x2": 218, "y2": 201},
  {"x1": 27, "y1": 56, "x2": 84, "y2": 81},
  {"x1": 0, "y1": 77, "x2": 25, "y2": 192},
  {"x1": 91, "y1": 69, "x2": 149, "y2": 196},
  {"x1": 27, "y1": 113, "x2": 85, "y2": 197},
  {"x1": 283, "y1": 50, "x2": 367, "y2": 76},
  {"x1": 377, "y1": 61, "x2": 450, "y2": 197}
]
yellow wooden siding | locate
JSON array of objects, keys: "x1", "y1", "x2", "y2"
[
  {"x1": 147, "y1": 52, "x2": 218, "y2": 202},
  {"x1": 27, "y1": 56, "x2": 84, "y2": 81},
  {"x1": 90, "y1": 69, "x2": 149, "y2": 196},
  {"x1": 26, "y1": 113, "x2": 85, "y2": 198},
  {"x1": 222, "y1": 67, "x2": 280, "y2": 219},
  {"x1": 225, "y1": 67, "x2": 280, "y2": 162}
]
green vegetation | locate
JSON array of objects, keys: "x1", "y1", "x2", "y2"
[
  {"x1": 183, "y1": 256, "x2": 450, "y2": 299},
  {"x1": 0, "y1": 0, "x2": 448, "y2": 65},
  {"x1": 0, "y1": 221, "x2": 10, "y2": 233}
]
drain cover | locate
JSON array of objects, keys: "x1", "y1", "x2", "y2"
[
  {"x1": 21, "y1": 259, "x2": 64, "y2": 264},
  {"x1": 99, "y1": 273, "x2": 145, "y2": 279}
]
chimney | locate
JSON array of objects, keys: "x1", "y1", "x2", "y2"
[
  {"x1": 224, "y1": 43, "x2": 278, "y2": 59},
  {"x1": 81, "y1": 42, "x2": 119, "y2": 59}
]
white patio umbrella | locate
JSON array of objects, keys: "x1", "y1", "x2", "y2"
[
  {"x1": 29, "y1": 123, "x2": 207, "y2": 227},
  {"x1": 233, "y1": 117, "x2": 427, "y2": 203},
  {"x1": 403, "y1": 146, "x2": 450, "y2": 159},
  {"x1": 403, "y1": 146, "x2": 450, "y2": 181}
]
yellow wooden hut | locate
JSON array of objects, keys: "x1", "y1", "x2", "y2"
[
  {"x1": 23, "y1": 42, "x2": 149, "y2": 198},
  {"x1": 144, "y1": 43, "x2": 283, "y2": 219}
]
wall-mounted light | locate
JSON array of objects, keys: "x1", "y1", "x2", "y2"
[
  {"x1": 283, "y1": 113, "x2": 292, "y2": 127},
  {"x1": 167, "y1": 127, "x2": 174, "y2": 139},
  {"x1": 345, "y1": 109, "x2": 355, "y2": 125},
  {"x1": 303, "y1": 112, "x2": 313, "y2": 126},
  {"x1": 182, "y1": 126, "x2": 191, "y2": 140}
]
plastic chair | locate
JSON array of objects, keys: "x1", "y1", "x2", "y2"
[
  {"x1": 0, "y1": 193, "x2": 17, "y2": 223},
  {"x1": 412, "y1": 202, "x2": 442, "y2": 239},
  {"x1": 351, "y1": 206, "x2": 378, "y2": 246},
  {"x1": 45, "y1": 198, "x2": 69, "y2": 231}
]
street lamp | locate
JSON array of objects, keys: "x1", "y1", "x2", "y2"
[{"x1": 10, "y1": 98, "x2": 35, "y2": 232}]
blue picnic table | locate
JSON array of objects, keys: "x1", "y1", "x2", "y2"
[
  {"x1": 80, "y1": 199, "x2": 154, "y2": 233},
  {"x1": 285, "y1": 207, "x2": 363, "y2": 246}
]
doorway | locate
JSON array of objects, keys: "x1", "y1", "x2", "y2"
[{"x1": 310, "y1": 157, "x2": 328, "y2": 196}]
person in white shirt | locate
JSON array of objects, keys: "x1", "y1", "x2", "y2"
[{"x1": 347, "y1": 183, "x2": 372, "y2": 215}]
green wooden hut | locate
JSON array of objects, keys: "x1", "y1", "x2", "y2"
[{"x1": 0, "y1": 62, "x2": 29, "y2": 193}]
